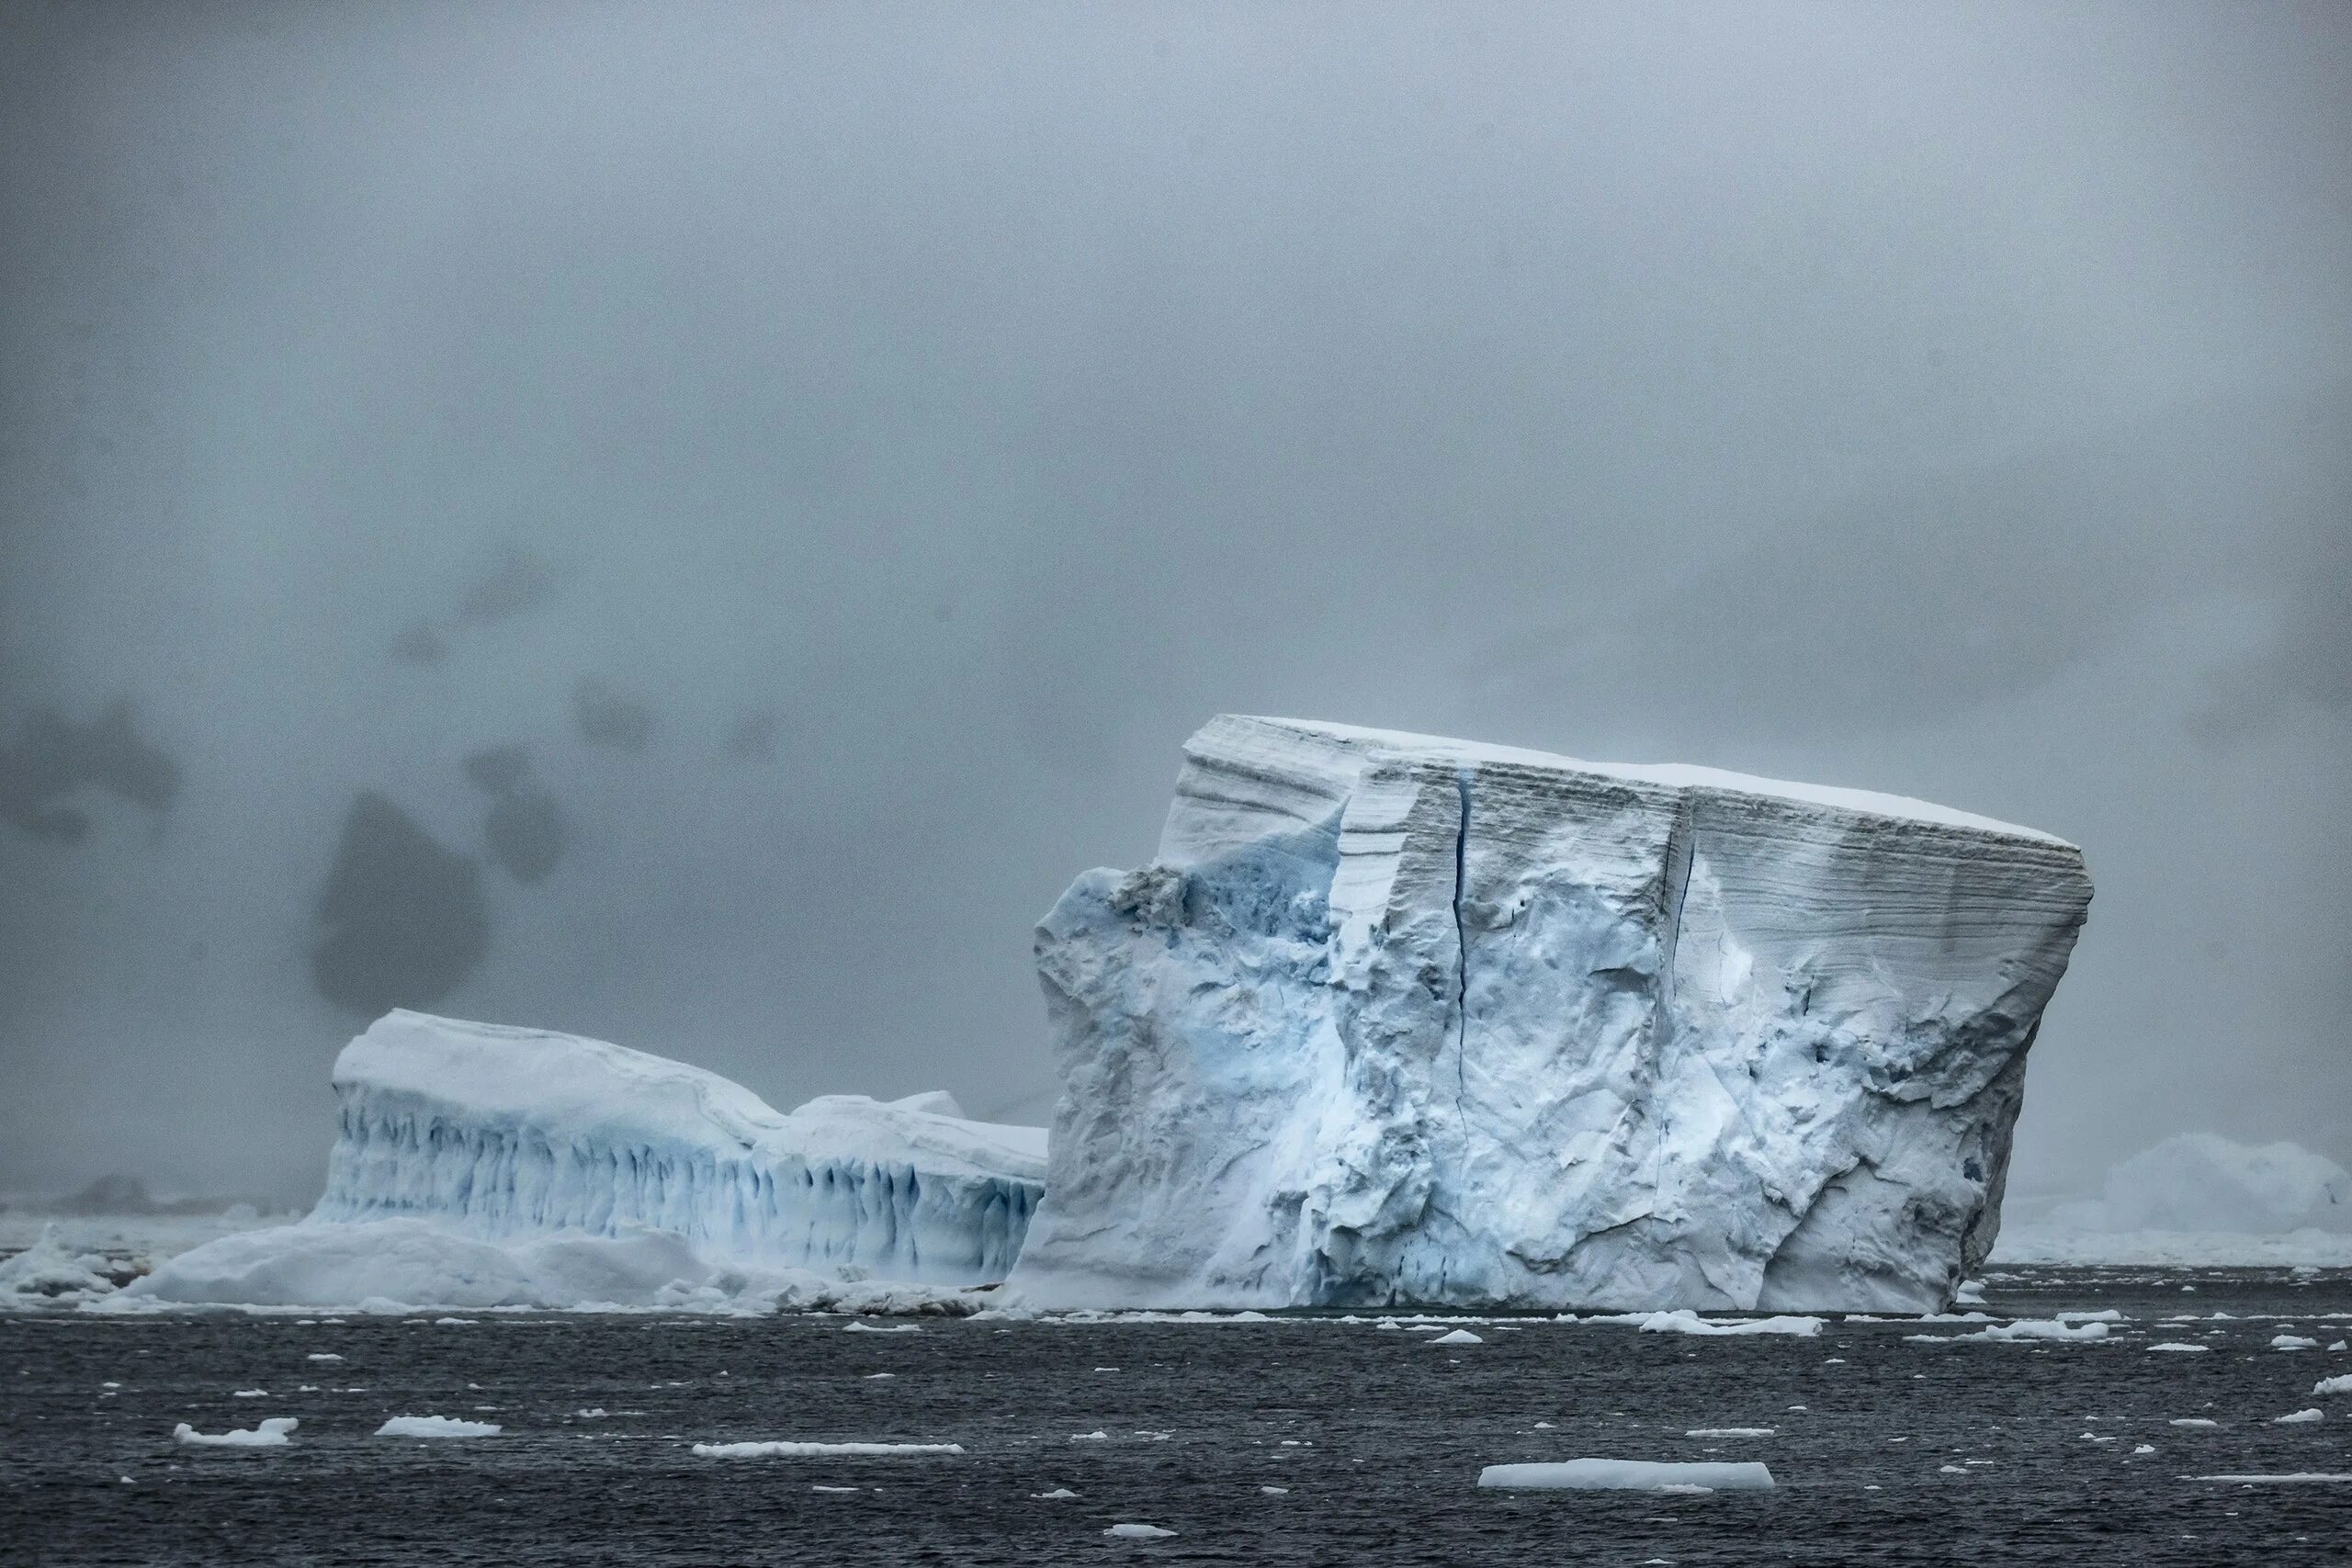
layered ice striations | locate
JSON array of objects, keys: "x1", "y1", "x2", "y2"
[
  {"x1": 1006, "y1": 716, "x2": 2093, "y2": 1313},
  {"x1": 310, "y1": 1010, "x2": 1046, "y2": 1284}
]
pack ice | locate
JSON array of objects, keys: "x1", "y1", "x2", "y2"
[
  {"x1": 127, "y1": 1010, "x2": 1046, "y2": 1308},
  {"x1": 1006, "y1": 716, "x2": 2091, "y2": 1313}
]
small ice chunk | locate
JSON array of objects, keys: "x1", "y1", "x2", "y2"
[
  {"x1": 1953, "y1": 1280, "x2": 1986, "y2": 1304},
  {"x1": 842, "y1": 1323, "x2": 922, "y2": 1334},
  {"x1": 2273, "y1": 1335, "x2": 2320, "y2": 1350},
  {"x1": 1939, "y1": 1464, "x2": 1967, "y2": 1473},
  {"x1": 691, "y1": 1440, "x2": 963, "y2": 1457},
  {"x1": 2188, "y1": 1472, "x2": 2352, "y2": 1483},
  {"x1": 2146, "y1": 1342, "x2": 2210, "y2": 1353},
  {"x1": 2055, "y1": 1310, "x2": 2122, "y2": 1324},
  {"x1": 574, "y1": 1408, "x2": 607, "y2": 1417},
  {"x1": 1260, "y1": 1485, "x2": 1289, "y2": 1495},
  {"x1": 174, "y1": 1417, "x2": 296, "y2": 1448},
  {"x1": 2314, "y1": 1374, "x2": 2352, "y2": 1396},
  {"x1": 2273, "y1": 1409, "x2": 2324, "y2": 1425},
  {"x1": 1684, "y1": 1427, "x2": 1775, "y2": 1438},
  {"x1": 1030, "y1": 1487, "x2": 1080, "y2": 1499},
  {"x1": 811, "y1": 1484, "x2": 861, "y2": 1493},
  {"x1": 375, "y1": 1416, "x2": 502, "y2": 1438},
  {"x1": 1069, "y1": 1429, "x2": 1109, "y2": 1440},
  {"x1": 2168, "y1": 1418, "x2": 2222, "y2": 1428},
  {"x1": 2132, "y1": 1444, "x2": 2155, "y2": 1455},
  {"x1": 306, "y1": 1353, "x2": 344, "y2": 1363},
  {"x1": 1105, "y1": 1523, "x2": 1177, "y2": 1539},
  {"x1": 1478, "y1": 1460, "x2": 1775, "y2": 1491},
  {"x1": 2330, "y1": 1342, "x2": 2347, "y2": 1353},
  {"x1": 1430, "y1": 1328, "x2": 1483, "y2": 1346},
  {"x1": 231, "y1": 1389, "x2": 269, "y2": 1398}
]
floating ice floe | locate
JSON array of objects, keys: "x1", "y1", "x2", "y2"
[
  {"x1": 376, "y1": 1416, "x2": 501, "y2": 1438},
  {"x1": 2188, "y1": 1472, "x2": 2352, "y2": 1484},
  {"x1": 2272, "y1": 1409, "x2": 2324, "y2": 1425},
  {"x1": 2315, "y1": 1374, "x2": 2352, "y2": 1396},
  {"x1": 691, "y1": 1440, "x2": 963, "y2": 1457},
  {"x1": 2272, "y1": 1335, "x2": 2319, "y2": 1350},
  {"x1": 1430, "y1": 1328, "x2": 1483, "y2": 1346},
  {"x1": 1908, "y1": 1319, "x2": 2109, "y2": 1345},
  {"x1": 1479, "y1": 1459, "x2": 1775, "y2": 1492},
  {"x1": 174, "y1": 1417, "x2": 296, "y2": 1448},
  {"x1": 1629, "y1": 1310, "x2": 1823, "y2": 1337},
  {"x1": 1684, "y1": 1427, "x2": 1775, "y2": 1438},
  {"x1": 1030, "y1": 1487, "x2": 1079, "y2": 1499},
  {"x1": 1106, "y1": 1524, "x2": 1177, "y2": 1540},
  {"x1": 2168, "y1": 1418, "x2": 2221, "y2": 1428},
  {"x1": 2145, "y1": 1342, "x2": 2209, "y2": 1353}
]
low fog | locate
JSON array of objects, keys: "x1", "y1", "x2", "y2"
[{"x1": 2, "y1": 2, "x2": 2345, "y2": 1207}]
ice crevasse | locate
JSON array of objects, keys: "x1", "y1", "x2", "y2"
[
  {"x1": 1004, "y1": 716, "x2": 2093, "y2": 1314},
  {"x1": 127, "y1": 1011, "x2": 1046, "y2": 1307}
]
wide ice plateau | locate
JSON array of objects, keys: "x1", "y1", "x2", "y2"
[
  {"x1": 1007, "y1": 716, "x2": 2092, "y2": 1313},
  {"x1": 122, "y1": 1010, "x2": 1046, "y2": 1309}
]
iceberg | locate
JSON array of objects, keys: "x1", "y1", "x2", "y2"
[
  {"x1": 127, "y1": 1010, "x2": 1046, "y2": 1308},
  {"x1": 1006, "y1": 716, "x2": 2091, "y2": 1313},
  {"x1": 1992, "y1": 1134, "x2": 2352, "y2": 1267}
]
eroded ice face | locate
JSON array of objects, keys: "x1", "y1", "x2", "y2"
[{"x1": 1008, "y1": 715, "x2": 2091, "y2": 1314}]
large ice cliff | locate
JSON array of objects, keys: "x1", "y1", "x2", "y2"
[
  {"x1": 129, "y1": 1010, "x2": 1046, "y2": 1307},
  {"x1": 1006, "y1": 716, "x2": 2092, "y2": 1313}
]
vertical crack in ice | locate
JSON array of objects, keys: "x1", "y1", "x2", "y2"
[{"x1": 1450, "y1": 765, "x2": 1474, "y2": 1134}]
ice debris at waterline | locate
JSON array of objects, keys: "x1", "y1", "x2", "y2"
[
  {"x1": 123, "y1": 1010, "x2": 1046, "y2": 1310},
  {"x1": 1007, "y1": 716, "x2": 2091, "y2": 1313}
]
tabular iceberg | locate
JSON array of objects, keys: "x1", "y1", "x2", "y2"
[
  {"x1": 128, "y1": 1010, "x2": 1046, "y2": 1308},
  {"x1": 1005, "y1": 716, "x2": 2092, "y2": 1313}
]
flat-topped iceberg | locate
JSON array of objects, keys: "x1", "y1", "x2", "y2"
[
  {"x1": 1006, "y1": 716, "x2": 2092, "y2": 1313},
  {"x1": 125, "y1": 1010, "x2": 1046, "y2": 1309}
]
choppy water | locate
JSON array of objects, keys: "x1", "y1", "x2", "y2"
[{"x1": 5, "y1": 1266, "x2": 2347, "y2": 1565}]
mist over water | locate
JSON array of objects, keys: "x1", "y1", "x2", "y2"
[{"x1": 2, "y1": 3, "x2": 2346, "y2": 1205}]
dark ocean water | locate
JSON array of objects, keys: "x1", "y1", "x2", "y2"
[{"x1": 4, "y1": 1267, "x2": 2347, "y2": 1566}]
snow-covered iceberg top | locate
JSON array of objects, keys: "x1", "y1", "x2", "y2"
[
  {"x1": 124, "y1": 1011, "x2": 1046, "y2": 1310},
  {"x1": 1009, "y1": 715, "x2": 2093, "y2": 1314}
]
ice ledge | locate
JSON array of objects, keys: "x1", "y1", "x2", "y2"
[{"x1": 1216, "y1": 716, "x2": 2075, "y2": 847}]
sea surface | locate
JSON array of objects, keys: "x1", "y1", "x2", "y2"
[{"x1": 5, "y1": 1266, "x2": 2347, "y2": 1565}]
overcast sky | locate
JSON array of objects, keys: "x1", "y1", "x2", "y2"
[{"x1": 2, "y1": 1, "x2": 2345, "y2": 1204}]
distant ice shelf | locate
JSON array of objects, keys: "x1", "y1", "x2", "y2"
[
  {"x1": 123, "y1": 1010, "x2": 1046, "y2": 1309},
  {"x1": 1006, "y1": 715, "x2": 2093, "y2": 1314}
]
